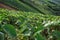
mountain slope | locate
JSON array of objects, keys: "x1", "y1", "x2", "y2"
[{"x1": 0, "y1": 0, "x2": 60, "y2": 15}]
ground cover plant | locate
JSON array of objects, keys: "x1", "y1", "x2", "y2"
[{"x1": 0, "y1": 8, "x2": 60, "y2": 40}]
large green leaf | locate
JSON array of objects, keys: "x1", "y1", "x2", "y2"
[{"x1": 2, "y1": 24, "x2": 17, "y2": 38}]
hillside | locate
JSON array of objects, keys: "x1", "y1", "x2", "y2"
[{"x1": 0, "y1": 0, "x2": 60, "y2": 15}]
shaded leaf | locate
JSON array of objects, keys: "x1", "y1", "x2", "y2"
[
  {"x1": 0, "y1": 32, "x2": 4, "y2": 40},
  {"x1": 3, "y1": 24, "x2": 17, "y2": 38},
  {"x1": 35, "y1": 33, "x2": 46, "y2": 40}
]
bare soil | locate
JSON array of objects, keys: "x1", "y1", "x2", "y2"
[{"x1": 0, "y1": 3, "x2": 15, "y2": 10}]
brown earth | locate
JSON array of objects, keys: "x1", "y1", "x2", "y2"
[{"x1": 0, "y1": 3, "x2": 15, "y2": 10}]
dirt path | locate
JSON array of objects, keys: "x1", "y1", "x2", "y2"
[{"x1": 0, "y1": 3, "x2": 15, "y2": 10}]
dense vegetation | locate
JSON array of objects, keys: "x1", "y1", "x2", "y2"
[
  {"x1": 0, "y1": 0, "x2": 60, "y2": 40},
  {"x1": 0, "y1": 8, "x2": 60, "y2": 40}
]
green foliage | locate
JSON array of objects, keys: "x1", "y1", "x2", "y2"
[
  {"x1": 3, "y1": 24, "x2": 17, "y2": 38},
  {"x1": 35, "y1": 33, "x2": 45, "y2": 40},
  {"x1": 0, "y1": 32, "x2": 4, "y2": 40},
  {"x1": 0, "y1": 0, "x2": 60, "y2": 40},
  {"x1": 0, "y1": 8, "x2": 60, "y2": 40}
]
